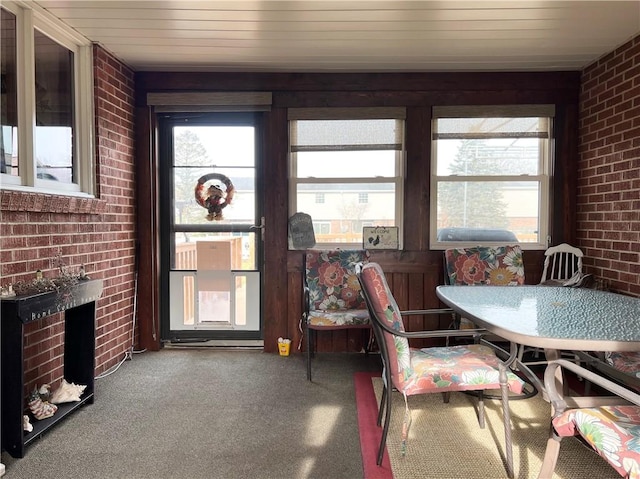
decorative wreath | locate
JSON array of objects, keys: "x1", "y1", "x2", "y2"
[{"x1": 194, "y1": 173, "x2": 235, "y2": 221}]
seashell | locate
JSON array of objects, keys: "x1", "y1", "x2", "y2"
[
  {"x1": 38, "y1": 384, "x2": 51, "y2": 401},
  {"x1": 50, "y1": 379, "x2": 87, "y2": 404},
  {"x1": 23, "y1": 415, "x2": 33, "y2": 432},
  {"x1": 28, "y1": 395, "x2": 57, "y2": 420}
]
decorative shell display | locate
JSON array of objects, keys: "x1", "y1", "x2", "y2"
[
  {"x1": 50, "y1": 379, "x2": 86, "y2": 404},
  {"x1": 23, "y1": 415, "x2": 33, "y2": 432},
  {"x1": 28, "y1": 388, "x2": 58, "y2": 420}
]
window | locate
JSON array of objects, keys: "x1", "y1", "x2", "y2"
[
  {"x1": 315, "y1": 193, "x2": 325, "y2": 204},
  {"x1": 358, "y1": 193, "x2": 368, "y2": 204},
  {"x1": 0, "y1": 2, "x2": 94, "y2": 195},
  {"x1": 289, "y1": 108, "x2": 405, "y2": 248},
  {"x1": 1, "y1": 7, "x2": 18, "y2": 177},
  {"x1": 313, "y1": 222, "x2": 331, "y2": 235},
  {"x1": 431, "y1": 105, "x2": 553, "y2": 249}
]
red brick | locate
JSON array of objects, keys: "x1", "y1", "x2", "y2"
[{"x1": 578, "y1": 34, "x2": 640, "y2": 296}]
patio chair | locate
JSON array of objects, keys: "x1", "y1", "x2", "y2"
[
  {"x1": 540, "y1": 243, "x2": 584, "y2": 287},
  {"x1": 539, "y1": 359, "x2": 640, "y2": 479},
  {"x1": 520, "y1": 243, "x2": 587, "y2": 365},
  {"x1": 443, "y1": 244, "x2": 540, "y2": 397},
  {"x1": 356, "y1": 261, "x2": 525, "y2": 477},
  {"x1": 574, "y1": 350, "x2": 640, "y2": 395},
  {"x1": 300, "y1": 249, "x2": 372, "y2": 381},
  {"x1": 443, "y1": 244, "x2": 526, "y2": 330}
]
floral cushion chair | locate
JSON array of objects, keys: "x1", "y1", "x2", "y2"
[
  {"x1": 444, "y1": 245, "x2": 525, "y2": 330},
  {"x1": 540, "y1": 359, "x2": 640, "y2": 479},
  {"x1": 606, "y1": 353, "x2": 640, "y2": 380},
  {"x1": 444, "y1": 244, "x2": 525, "y2": 287},
  {"x1": 357, "y1": 261, "x2": 524, "y2": 477},
  {"x1": 574, "y1": 350, "x2": 640, "y2": 394},
  {"x1": 301, "y1": 249, "x2": 371, "y2": 381}
]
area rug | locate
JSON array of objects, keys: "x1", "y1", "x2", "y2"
[{"x1": 355, "y1": 371, "x2": 619, "y2": 479}]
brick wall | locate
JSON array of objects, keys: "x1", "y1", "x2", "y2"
[
  {"x1": 577, "y1": 34, "x2": 640, "y2": 296},
  {"x1": 0, "y1": 45, "x2": 136, "y2": 394}
]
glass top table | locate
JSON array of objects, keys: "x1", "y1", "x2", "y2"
[{"x1": 436, "y1": 285, "x2": 640, "y2": 352}]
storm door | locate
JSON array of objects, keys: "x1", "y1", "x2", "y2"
[{"x1": 158, "y1": 113, "x2": 263, "y2": 342}]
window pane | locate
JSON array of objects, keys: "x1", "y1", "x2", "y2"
[
  {"x1": 436, "y1": 138, "x2": 541, "y2": 176},
  {"x1": 173, "y1": 232, "x2": 257, "y2": 270},
  {"x1": 290, "y1": 115, "x2": 403, "y2": 247},
  {"x1": 437, "y1": 181, "x2": 540, "y2": 243},
  {"x1": 297, "y1": 182, "x2": 395, "y2": 244},
  {"x1": 1, "y1": 8, "x2": 18, "y2": 176},
  {"x1": 173, "y1": 126, "x2": 254, "y2": 167},
  {"x1": 172, "y1": 124, "x2": 256, "y2": 225},
  {"x1": 34, "y1": 30, "x2": 74, "y2": 183},
  {"x1": 296, "y1": 150, "x2": 395, "y2": 178}
]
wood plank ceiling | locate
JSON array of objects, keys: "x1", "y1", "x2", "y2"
[{"x1": 33, "y1": 0, "x2": 640, "y2": 72}]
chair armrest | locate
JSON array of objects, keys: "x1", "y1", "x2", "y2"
[
  {"x1": 372, "y1": 306, "x2": 486, "y2": 340},
  {"x1": 544, "y1": 359, "x2": 640, "y2": 416},
  {"x1": 397, "y1": 328, "x2": 487, "y2": 340},
  {"x1": 400, "y1": 308, "x2": 454, "y2": 316}
]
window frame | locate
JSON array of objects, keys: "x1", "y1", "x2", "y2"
[
  {"x1": 430, "y1": 105, "x2": 554, "y2": 251},
  {"x1": 0, "y1": 1, "x2": 95, "y2": 197},
  {"x1": 288, "y1": 107, "x2": 405, "y2": 250}
]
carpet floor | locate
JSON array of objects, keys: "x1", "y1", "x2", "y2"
[
  {"x1": 356, "y1": 371, "x2": 620, "y2": 479},
  {"x1": 2, "y1": 350, "x2": 382, "y2": 479}
]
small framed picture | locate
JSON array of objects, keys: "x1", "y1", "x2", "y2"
[{"x1": 363, "y1": 226, "x2": 399, "y2": 250}]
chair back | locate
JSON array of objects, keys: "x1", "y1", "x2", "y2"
[
  {"x1": 444, "y1": 245, "x2": 525, "y2": 286},
  {"x1": 304, "y1": 249, "x2": 369, "y2": 310},
  {"x1": 357, "y1": 262, "x2": 412, "y2": 390},
  {"x1": 540, "y1": 243, "x2": 583, "y2": 283}
]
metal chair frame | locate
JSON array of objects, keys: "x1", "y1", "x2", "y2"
[{"x1": 356, "y1": 262, "x2": 526, "y2": 477}]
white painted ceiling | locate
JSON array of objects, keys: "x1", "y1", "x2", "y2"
[{"x1": 34, "y1": 0, "x2": 640, "y2": 72}]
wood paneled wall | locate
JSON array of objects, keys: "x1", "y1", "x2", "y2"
[{"x1": 134, "y1": 71, "x2": 580, "y2": 353}]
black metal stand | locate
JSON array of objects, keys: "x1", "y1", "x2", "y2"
[{"x1": 1, "y1": 279, "x2": 103, "y2": 458}]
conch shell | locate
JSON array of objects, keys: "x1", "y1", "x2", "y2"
[
  {"x1": 23, "y1": 415, "x2": 33, "y2": 432},
  {"x1": 50, "y1": 379, "x2": 87, "y2": 404},
  {"x1": 28, "y1": 388, "x2": 58, "y2": 420}
]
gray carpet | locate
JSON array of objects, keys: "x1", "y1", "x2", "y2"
[{"x1": 2, "y1": 349, "x2": 382, "y2": 479}]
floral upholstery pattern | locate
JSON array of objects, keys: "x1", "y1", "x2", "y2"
[
  {"x1": 553, "y1": 405, "x2": 640, "y2": 479},
  {"x1": 444, "y1": 245, "x2": 525, "y2": 286},
  {"x1": 305, "y1": 249, "x2": 370, "y2": 327},
  {"x1": 358, "y1": 262, "x2": 524, "y2": 395},
  {"x1": 607, "y1": 352, "x2": 640, "y2": 379},
  {"x1": 444, "y1": 245, "x2": 525, "y2": 329}
]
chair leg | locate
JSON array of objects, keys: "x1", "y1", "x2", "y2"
[
  {"x1": 377, "y1": 385, "x2": 387, "y2": 427},
  {"x1": 363, "y1": 328, "x2": 370, "y2": 356},
  {"x1": 477, "y1": 390, "x2": 485, "y2": 429},
  {"x1": 442, "y1": 391, "x2": 450, "y2": 403},
  {"x1": 306, "y1": 326, "x2": 313, "y2": 381},
  {"x1": 363, "y1": 328, "x2": 375, "y2": 356},
  {"x1": 499, "y1": 364, "x2": 515, "y2": 479},
  {"x1": 516, "y1": 344, "x2": 525, "y2": 369},
  {"x1": 538, "y1": 435, "x2": 562, "y2": 479},
  {"x1": 377, "y1": 382, "x2": 393, "y2": 465}
]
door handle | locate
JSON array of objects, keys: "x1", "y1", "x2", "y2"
[{"x1": 250, "y1": 217, "x2": 265, "y2": 241}]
